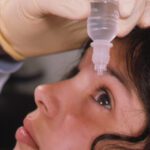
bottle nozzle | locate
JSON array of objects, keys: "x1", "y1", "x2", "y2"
[{"x1": 91, "y1": 40, "x2": 113, "y2": 75}]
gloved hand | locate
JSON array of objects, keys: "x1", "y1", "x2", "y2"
[
  {"x1": 0, "y1": 0, "x2": 90, "y2": 60},
  {"x1": 118, "y1": 0, "x2": 150, "y2": 37},
  {"x1": 1, "y1": 0, "x2": 150, "y2": 60}
]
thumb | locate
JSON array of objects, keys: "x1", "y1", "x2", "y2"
[{"x1": 118, "y1": 0, "x2": 136, "y2": 18}]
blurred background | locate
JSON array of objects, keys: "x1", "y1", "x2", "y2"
[{"x1": 0, "y1": 49, "x2": 82, "y2": 150}]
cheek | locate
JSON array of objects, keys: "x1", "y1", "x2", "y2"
[
  {"x1": 117, "y1": 105, "x2": 146, "y2": 136},
  {"x1": 30, "y1": 107, "x2": 117, "y2": 150},
  {"x1": 32, "y1": 114, "x2": 94, "y2": 150},
  {"x1": 113, "y1": 92, "x2": 146, "y2": 136}
]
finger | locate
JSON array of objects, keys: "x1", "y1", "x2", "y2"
[
  {"x1": 36, "y1": 0, "x2": 90, "y2": 20},
  {"x1": 138, "y1": 0, "x2": 150, "y2": 28},
  {"x1": 117, "y1": 18, "x2": 136, "y2": 37},
  {"x1": 118, "y1": 0, "x2": 145, "y2": 37},
  {"x1": 118, "y1": 0, "x2": 136, "y2": 18},
  {"x1": 58, "y1": 0, "x2": 91, "y2": 19}
]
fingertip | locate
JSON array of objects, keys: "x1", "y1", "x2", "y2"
[
  {"x1": 138, "y1": 4, "x2": 150, "y2": 28},
  {"x1": 118, "y1": 0, "x2": 136, "y2": 18},
  {"x1": 138, "y1": 19, "x2": 150, "y2": 28},
  {"x1": 117, "y1": 28, "x2": 129, "y2": 37},
  {"x1": 117, "y1": 19, "x2": 135, "y2": 37}
]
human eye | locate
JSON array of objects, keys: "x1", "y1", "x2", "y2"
[{"x1": 93, "y1": 88, "x2": 112, "y2": 110}]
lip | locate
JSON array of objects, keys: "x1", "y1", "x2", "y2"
[{"x1": 15, "y1": 118, "x2": 38, "y2": 149}]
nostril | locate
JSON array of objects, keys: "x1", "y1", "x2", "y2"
[
  {"x1": 34, "y1": 85, "x2": 49, "y2": 111},
  {"x1": 34, "y1": 85, "x2": 59, "y2": 118},
  {"x1": 37, "y1": 98, "x2": 59, "y2": 118},
  {"x1": 37, "y1": 100, "x2": 48, "y2": 114}
]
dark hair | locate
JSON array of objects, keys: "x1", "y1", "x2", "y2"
[
  {"x1": 65, "y1": 27, "x2": 150, "y2": 150},
  {"x1": 125, "y1": 27, "x2": 150, "y2": 150}
]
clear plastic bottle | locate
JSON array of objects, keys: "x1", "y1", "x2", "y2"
[{"x1": 87, "y1": 0, "x2": 119, "y2": 75}]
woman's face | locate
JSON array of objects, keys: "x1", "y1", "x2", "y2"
[{"x1": 14, "y1": 40, "x2": 147, "y2": 150}]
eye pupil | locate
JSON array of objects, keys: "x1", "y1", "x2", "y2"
[
  {"x1": 95, "y1": 90, "x2": 111, "y2": 109},
  {"x1": 98, "y1": 94, "x2": 109, "y2": 104}
]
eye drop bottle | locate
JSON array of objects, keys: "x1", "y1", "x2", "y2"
[{"x1": 87, "y1": 0, "x2": 119, "y2": 75}]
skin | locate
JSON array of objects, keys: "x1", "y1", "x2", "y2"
[{"x1": 14, "y1": 40, "x2": 147, "y2": 150}]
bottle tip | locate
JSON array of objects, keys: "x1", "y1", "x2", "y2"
[{"x1": 94, "y1": 64, "x2": 107, "y2": 75}]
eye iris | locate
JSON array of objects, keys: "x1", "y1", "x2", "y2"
[
  {"x1": 95, "y1": 90, "x2": 111, "y2": 109},
  {"x1": 99, "y1": 94, "x2": 109, "y2": 105}
]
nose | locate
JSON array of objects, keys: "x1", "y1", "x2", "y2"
[
  {"x1": 34, "y1": 79, "x2": 85, "y2": 119},
  {"x1": 34, "y1": 84, "x2": 59, "y2": 118}
]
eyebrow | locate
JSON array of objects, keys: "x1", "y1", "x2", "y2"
[{"x1": 107, "y1": 66, "x2": 130, "y2": 91}]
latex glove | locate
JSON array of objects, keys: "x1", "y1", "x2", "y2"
[
  {"x1": 0, "y1": 0, "x2": 90, "y2": 60},
  {"x1": 118, "y1": 0, "x2": 150, "y2": 37}
]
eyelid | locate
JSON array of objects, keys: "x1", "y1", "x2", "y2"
[
  {"x1": 95, "y1": 89, "x2": 106, "y2": 100},
  {"x1": 107, "y1": 66, "x2": 131, "y2": 94}
]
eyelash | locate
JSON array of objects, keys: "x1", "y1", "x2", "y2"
[{"x1": 93, "y1": 88, "x2": 112, "y2": 110}]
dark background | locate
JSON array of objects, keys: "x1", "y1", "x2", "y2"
[{"x1": 0, "y1": 73, "x2": 38, "y2": 150}]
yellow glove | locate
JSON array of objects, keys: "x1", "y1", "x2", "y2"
[
  {"x1": 1, "y1": 0, "x2": 150, "y2": 60},
  {"x1": 0, "y1": 0, "x2": 90, "y2": 60},
  {"x1": 118, "y1": 0, "x2": 150, "y2": 37}
]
